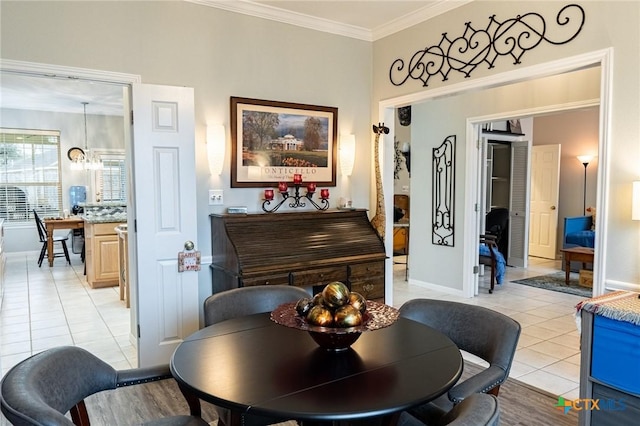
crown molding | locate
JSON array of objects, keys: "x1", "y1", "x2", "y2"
[
  {"x1": 186, "y1": 0, "x2": 471, "y2": 42},
  {"x1": 372, "y1": 0, "x2": 472, "y2": 41},
  {"x1": 187, "y1": 0, "x2": 371, "y2": 40}
]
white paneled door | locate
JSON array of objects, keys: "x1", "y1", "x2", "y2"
[
  {"x1": 528, "y1": 144, "x2": 561, "y2": 260},
  {"x1": 131, "y1": 84, "x2": 199, "y2": 367}
]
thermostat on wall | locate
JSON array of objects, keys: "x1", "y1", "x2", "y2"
[{"x1": 227, "y1": 206, "x2": 248, "y2": 214}]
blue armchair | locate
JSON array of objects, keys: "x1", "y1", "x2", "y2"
[{"x1": 563, "y1": 216, "x2": 594, "y2": 271}]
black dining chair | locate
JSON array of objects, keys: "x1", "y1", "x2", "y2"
[
  {"x1": 398, "y1": 299, "x2": 520, "y2": 425},
  {"x1": 34, "y1": 209, "x2": 71, "y2": 267},
  {"x1": 478, "y1": 234, "x2": 499, "y2": 293},
  {"x1": 397, "y1": 393, "x2": 500, "y2": 426},
  {"x1": 0, "y1": 346, "x2": 208, "y2": 426},
  {"x1": 485, "y1": 208, "x2": 509, "y2": 259},
  {"x1": 201, "y1": 285, "x2": 310, "y2": 426},
  {"x1": 203, "y1": 284, "x2": 310, "y2": 327}
]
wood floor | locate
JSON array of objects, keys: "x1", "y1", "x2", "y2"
[{"x1": 0, "y1": 360, "x2": 577, "y2": 426}]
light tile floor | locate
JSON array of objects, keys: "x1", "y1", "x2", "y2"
[
  {"x1": 393, "y1": 254, "x2": 584, "y2": 400},
  {"x1": 1, "y1": 251, "x2": 584, "y2": 401},
  {"x1": 1, "y1": 252, "x2": 135, "y2": 376}
]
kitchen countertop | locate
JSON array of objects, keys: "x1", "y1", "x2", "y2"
[{"x1": 81, "y1": 214, "x2": 127, "y2": 224}]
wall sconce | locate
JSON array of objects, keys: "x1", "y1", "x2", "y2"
[
  {"x1": 401, "y1": 142, "x2": 411, "y2": 176},
  {"x1": 577, "y1": 155, "x2": 593, "y2": 214},
  {"x1": 633, "y1": 181, "x2": 640, "y2": 221},
  {"x1": 207, "y1": 124, "x2": 225, "y2": 176},
  {"x1": 340, "y1": 134, "x2": 356, "y2": 176}
]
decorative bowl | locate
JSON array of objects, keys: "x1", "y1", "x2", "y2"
[{"x1": 271, "y1": 300, "x2": 399, "y2": 351}]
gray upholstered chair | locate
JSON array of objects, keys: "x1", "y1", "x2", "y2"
[
  {"x1": 202, "y1": 285, "x2": 310, "y2": 425},
  {"x1": 203, "y1": 284, "x2": 310, "y2": 326},
  {"x1": 0, "y1": 346, "x2": 208, "y2": 426},
  {"x1": 397, "y1": 393, "x2": 500, "y2": 426},
  {"x1": 399, "y1": 299, "x2": 520, "y2": 424}
]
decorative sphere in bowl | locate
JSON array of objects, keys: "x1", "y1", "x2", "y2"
[{"x1": 271, "y1": 300, "x2": 399, "y2": 351}]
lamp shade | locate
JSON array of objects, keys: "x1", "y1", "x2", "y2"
[
  {"x1": 577, "y1": 155, "x2": 594, "y2": 165},
  {"x1": 207, "y1": 124, "x2": 225, "y2": 175},
  {"x1": 340, "y1": 134, "x2": 356, "y2": 176},
  {"x1": 633, "y1": 181, "x2": 640, "y2": 221}
]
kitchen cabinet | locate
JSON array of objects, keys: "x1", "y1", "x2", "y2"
[{"x1": 84, "y1": 221, "x2": 125, "y2": 288}]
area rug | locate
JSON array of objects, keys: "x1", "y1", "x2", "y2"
[
  {"x1": 81, "y1": 360, "x2": 578, "y2": 426},
  {"x1": 511, "y1": 271, "x2": 592, "y2": 298}
]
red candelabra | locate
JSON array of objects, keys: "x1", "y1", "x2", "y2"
[{"x1": 262, "y1": 174, "x2": 329, "y2": 213}]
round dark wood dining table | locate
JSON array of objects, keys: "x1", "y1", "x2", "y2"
[{"x1": 170, "y1": 311, "x2": 463, "y2": 425}]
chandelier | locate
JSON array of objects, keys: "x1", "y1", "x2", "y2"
[{"x1": 70, "y1": 102, "x2": 103, "y2": 171}]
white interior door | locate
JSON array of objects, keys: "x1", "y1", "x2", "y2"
[
  {"x1": 507, "y1": 141, "x2": 531, "y2": 267},
  {"x1": 528, "y1": 144, "x2": 561, "y2": 260},
  {"x1": 131, "y1": 83, "x2": 199, "y2": 367}
]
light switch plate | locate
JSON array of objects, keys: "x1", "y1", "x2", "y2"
[{"x1": 209, "y1": 190, "x2": 223, "y2": 205}]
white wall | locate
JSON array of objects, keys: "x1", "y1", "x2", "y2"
[
  {"x1": 533, "y1": 108, "x2": 600, "y2": 252},
  {"x1": 0, "y1": 1, "x2": 373, "y2": 304},
  {"x1": 403, "y1": 68, "x2": 600, "y2": 290}
]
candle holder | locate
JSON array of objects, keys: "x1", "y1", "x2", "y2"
[{"x1": 263, "y1": 183, "x2": 329, "y2": 213}]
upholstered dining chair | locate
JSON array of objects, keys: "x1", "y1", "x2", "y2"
[
  {"x1": 201, "y1": 285, "x2": 311, "y2": 426},
  {"x1": 398, "y1": 299, "x2": 520, "y2": 425},
  {"x1": 0, "y1": 346, "x2": 208, "y2": 426},
  {"x1": 203, "y1": 284, "x2": 310, "y2": 326},
  {"x1": 397, "y1": 393, "x2": 500, "y2": 426},
  {"x1": 34, "y1": 209, "x2": 71, "y2": 267}
]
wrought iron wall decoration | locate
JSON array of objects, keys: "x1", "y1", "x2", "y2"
[
  {"x1": 432, "y1": 136, "x2": 456, "y2": 246},
  {"x1": 389, "y1": 3, "x2": 585, "y2": 87}
]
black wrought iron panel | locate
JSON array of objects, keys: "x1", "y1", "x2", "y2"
[
  {"x1": 432, "y1": 136, "x2": 456, "y2": 246},
  {"x1": 390, "y1": 4, "x2": 585, "y2": 88}
]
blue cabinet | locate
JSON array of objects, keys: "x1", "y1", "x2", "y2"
[{"x1": 580, "y1": 308, "x2": 640, "y2": 425}]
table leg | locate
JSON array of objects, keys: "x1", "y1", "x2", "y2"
[
  {"x1": 176, "y1": 383, "x2": 201, "y2": 417},
  {"x1": 46, "y1": 225, "x2": 55, "y2": 267},
  {"x1": 565, "y1": 255, "x2": 570, "y2": 285}
]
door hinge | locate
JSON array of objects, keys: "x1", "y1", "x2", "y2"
[
  {"x1": 134, "y1": 219, "x2": 137, "y2": 232},
  {"x1": 130, "y1": 110, "x2": 134, "y2": 125},
  {"x1": 473, "y1": 266, "x2": 479, "y2": 274},
  {"x1": 474, "y1": 203, "x2": 479, "y2": 212},
  {"x1": 137, "y1": 324, "x2": 141, "y2": 338}
]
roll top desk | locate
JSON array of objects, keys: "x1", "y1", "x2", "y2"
[{"x1": 210, "y1": 210, "x2": 386, "y2": 302}]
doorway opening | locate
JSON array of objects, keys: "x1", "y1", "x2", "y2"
[
  {"x1": 0, "y1": 60, "x2": 140, "y2": 368},
  {"x1": 379, "y1": 49, "x2": 611, "y2": 302},
  {"x1": 476, "y1": 106, "x2": 600, "y2": 296}
]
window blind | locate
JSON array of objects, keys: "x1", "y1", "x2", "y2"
[
  {"x1": 96, "y1": 153, "x2": 126, "y2": 202},
  {"x1": 0, "y1": 129, "x2": 62, "y2": 223}
]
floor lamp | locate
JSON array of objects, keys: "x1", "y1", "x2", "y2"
[{"x1": 577, "y1": 155, "x2": 593, "y2": 214}]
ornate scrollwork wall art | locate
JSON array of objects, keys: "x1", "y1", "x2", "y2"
[
  {"x1": 390, "y1": 3, "x2": 585, "y2": 88},
  {"x1": 432, "y1": 136, "x2": 456, "y2": 247}
]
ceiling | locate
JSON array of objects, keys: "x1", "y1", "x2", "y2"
[
  {"x1": 0, "y1": 1, "x2": 469, "y2": 116},
  {"x1": 196, "y1": 0, "x2": 470, "y2": 41},
  {"x1": 0, "y1": 72, "x2": 126, "y2": 116}
]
